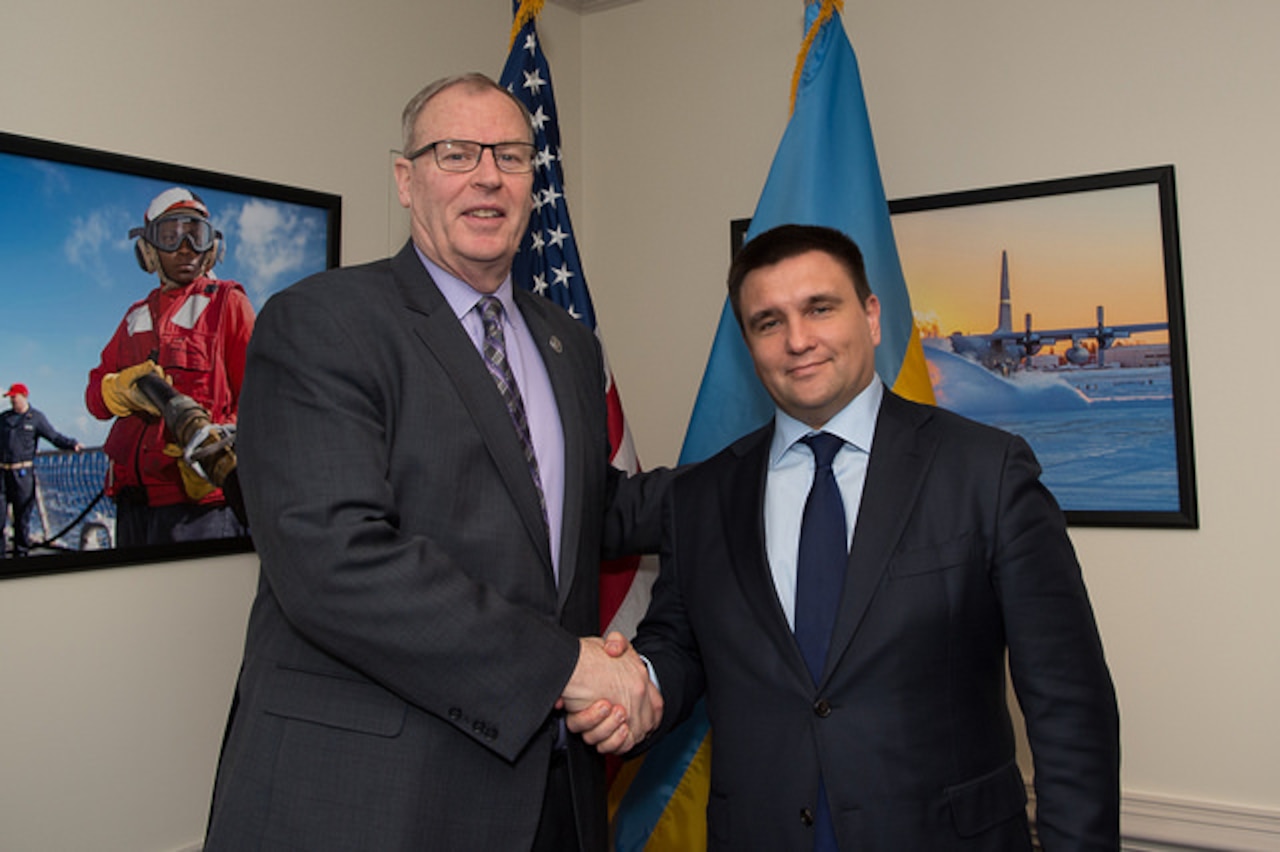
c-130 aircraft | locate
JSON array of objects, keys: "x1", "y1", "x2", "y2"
[{"x1": 946, "y1": 250, "x2": 1167, "y2": 375}]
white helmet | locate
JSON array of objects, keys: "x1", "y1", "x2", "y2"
[{"x1": 129, "y1": 187, "x2": 224, "y2": 279}]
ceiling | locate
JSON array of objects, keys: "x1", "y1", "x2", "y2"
[{"x1": 548, "y1": 0, "x2": 644, "y2": 12}]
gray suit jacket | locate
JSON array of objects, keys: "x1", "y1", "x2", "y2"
[
  {"x1": 206, "y1": 242, "x2": 671, "y2": 851},
  {"x1": 636, "y1": 391, "x2": 1119, "y2": 851}
]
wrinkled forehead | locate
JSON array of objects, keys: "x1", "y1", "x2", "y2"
[{"x1": 416, "y1": 84, "x2": 533, "y2": 145}]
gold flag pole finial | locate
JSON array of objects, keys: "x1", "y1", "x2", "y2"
[
  {"x1": 789, "y1": 0, "x2": 843, "y2": 115},
  {"x1": 509, "y1": 0, "x2": 546, "y2": 52}
]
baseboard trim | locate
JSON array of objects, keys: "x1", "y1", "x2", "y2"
[
  {"x1": 1030, "y1": 787, "x2": 1280, "y2": 851},
  {"x1": 180, "y1": 790, "x2": 1280, "y2": 852},
  {"x1": 1122, "y1": 791, "x2": 1280, "y2": 851}
]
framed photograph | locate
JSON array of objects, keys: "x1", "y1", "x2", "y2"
[
  {"x1": 0, "y1": 131, "x2": 341, "y2": 580},
  {"x1": 731, "y1": 165, "x2": 1197, "y2": 528}
]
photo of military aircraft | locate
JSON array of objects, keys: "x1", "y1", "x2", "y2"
[
  {"x1": 890, "y1": 166, "x2": 1194, "y2": 522},
  {"x1": 947, "y1": 250, "x2": 1168, "y2": 374}
]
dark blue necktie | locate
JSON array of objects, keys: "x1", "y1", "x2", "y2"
[
  {"x1": 796, "y1": 432, "x2": 846, "y2": 852},
  {"x1": 795, "y1": 432, "x2": 848, "y2": 684}
]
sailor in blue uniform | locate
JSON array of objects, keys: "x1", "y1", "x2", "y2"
[{"x1": 0, "y1": 383, "x2": 82, "y2": 557}]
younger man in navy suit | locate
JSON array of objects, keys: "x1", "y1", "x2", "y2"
[{"x1": 575, "y1": 224, "x2": 1119, "y2": 850}]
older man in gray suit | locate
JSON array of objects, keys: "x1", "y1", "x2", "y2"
[{"x1": 205, "y1": 73, "x2": 670, "y2": 852}]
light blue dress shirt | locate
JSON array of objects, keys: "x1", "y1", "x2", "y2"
[
  {"x1": 417, "y1": 250, "x2": 567, "y2": 580},
  {"x1": 764, "y1": 375, "x2": 883, "y2": 630}
]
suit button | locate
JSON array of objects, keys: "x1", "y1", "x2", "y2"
[
  {"x1": 448, "y1": 707, "x2": 463, "y2": 721},
  {"x1": 813, "y1": 699, "x2": 832, "y2": 717},
  {"x1": 800, "y1": 807, "x2": 815, "y2": 826}
]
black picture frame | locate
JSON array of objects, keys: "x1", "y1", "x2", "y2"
[
  {"x1": 731, "y1": 165, "x2": 1197, "y2": 528},
  {"x1": 0, "y1": 131, "x2": 341, "y2": 580}
]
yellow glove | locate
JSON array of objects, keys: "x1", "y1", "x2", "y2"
[
  {"x1": 100, "y1": 360, "x2": 166, "y2": 418},
  {"x1": 163, "y1": 443, "x2": 217, "y2": 501}
]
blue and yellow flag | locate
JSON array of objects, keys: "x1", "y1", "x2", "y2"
[
  {"x1": 609, "y1": 2, "x2": 933, "y2": 848},
  {"x1": 682, "y1": 0, "x2": 933, "y2": 471}
]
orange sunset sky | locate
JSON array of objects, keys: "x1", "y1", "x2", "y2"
[{"x1": 891, "y1": 182, "x2": 1170, "y2": 349}]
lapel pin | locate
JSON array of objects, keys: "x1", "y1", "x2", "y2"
[{"x1": 549, "y1": 335, "x2": 563, "y2": 354}]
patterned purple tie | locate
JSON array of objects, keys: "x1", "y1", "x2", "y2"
[{"x1": 478, "y1": 296, "x2": 546, "y2": 520}]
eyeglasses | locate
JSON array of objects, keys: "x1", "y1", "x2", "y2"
[
  {"x1": 403, "y1": 139, "x2": 537, "y2": 174},
  {"x1": 129, "y1": 216, "x2": 222, "y2": 253}
]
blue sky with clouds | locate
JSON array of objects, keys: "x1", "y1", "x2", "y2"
[{"x1": 0, "y1": 150, "x2": 333, "y2": 446}]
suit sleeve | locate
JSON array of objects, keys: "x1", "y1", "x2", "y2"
[
  {"x1": 995, "y1": 436, "x2": 1121, "y2": 850},
  {"x1": 632, "y1": 480, "x2": 708, "y2": 738},
  {"x1": 237, "y1": 282, "x2": 580, "y2": 762},
  {"x1": 600, "y1": 464, "x2": 680, "y2": 561}
]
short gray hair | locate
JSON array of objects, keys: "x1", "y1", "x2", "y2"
[{"x1": 400, "y1": 72, "x2": 535, "y2": 154}]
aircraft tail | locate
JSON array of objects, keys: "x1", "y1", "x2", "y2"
[{"x1": 996, "y1": 250, "x2": 1013, "y2": 333}]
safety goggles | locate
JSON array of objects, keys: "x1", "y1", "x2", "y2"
[{"x1": 129, "y1": 215, "x2": 222, "y2": 254}]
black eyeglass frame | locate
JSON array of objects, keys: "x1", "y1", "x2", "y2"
[{"x1": 402, "y1": 139, "x2": 538, "y2": 174}]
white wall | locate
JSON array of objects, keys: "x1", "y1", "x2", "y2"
[
  {"x1": 0, "y1": 556, "x2": 258, "y2": 851},
  {"x1": 2, "y1": 0, "x2": 1278, "y2": 849}
]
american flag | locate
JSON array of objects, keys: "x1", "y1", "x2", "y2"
[{"x1": 498, "y1": 1, "x2": 656, "y2": 648}]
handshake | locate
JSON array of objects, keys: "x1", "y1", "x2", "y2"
[{"x1": 560, "y1": 632, "x2": 663, "y2": 755}]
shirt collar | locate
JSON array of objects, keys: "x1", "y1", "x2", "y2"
[
  {"x1": 413, "y1": 244, "x2": 517, "y2": 320},
  {"x1": 769, "y1": 374, "x2": 884, "y2": 466}
]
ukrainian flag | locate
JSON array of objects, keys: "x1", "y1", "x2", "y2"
[{"x1": 609, "y1": 2, "x2": 933, "y2": 847}]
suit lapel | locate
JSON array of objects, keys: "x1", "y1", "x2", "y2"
[
  {"x1": 516, "y1": 289, "x2": 586, "y2": 610},
  {"x1": 822, "y1": 392, "x2": 937, "y2": 684},
  {"x1": 725, "y1": 427, "x2": 817, "y2": 683},
  {"x1": 390, "y1": 244, "x2": 554, "y2": 579}
]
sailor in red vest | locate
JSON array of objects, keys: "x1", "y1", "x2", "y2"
[{"x1": 86, "y1": 188, "x2": 255, "y2": 547}]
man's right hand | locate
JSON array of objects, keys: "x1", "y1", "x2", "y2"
[
  {"x1": 99, "y1": 360, "x2": 166, "y2": 418},
  {"x1": 562, "y1": 632, "x2": 662, "y2": 754}
]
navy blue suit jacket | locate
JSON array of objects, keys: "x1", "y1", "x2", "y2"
[{"x1": 636, "y1": 390, "x2": 1119, "y2": 851}]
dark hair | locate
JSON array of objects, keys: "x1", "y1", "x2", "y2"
[{"x1": 727, "y1": 224, "x2": 872, "y2": 327}]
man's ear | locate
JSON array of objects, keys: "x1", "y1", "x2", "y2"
[
  {"x1": 864, "y1": 294, "x2": 882, "y2": 346},
  {"x1": 393, "y1": 157, "x2": 414, "y2": 209}
]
